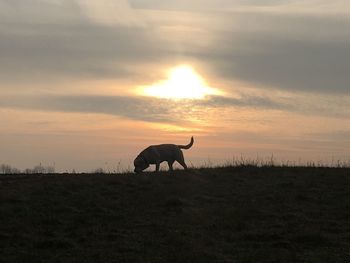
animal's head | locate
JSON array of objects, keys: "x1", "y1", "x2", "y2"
[{"x1": 133, "y1": 155, "x2": 149, "y2": 173}]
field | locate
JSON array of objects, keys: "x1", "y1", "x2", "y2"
[{"x1": 1, "y1": 166, "x2": 350, "y2": 262}]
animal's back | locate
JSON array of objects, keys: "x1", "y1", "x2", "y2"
[{"x1": 152, "y1": 144, "x2": 182, "y2": 161}]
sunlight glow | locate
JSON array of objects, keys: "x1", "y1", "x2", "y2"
[{"x1": 141, "y1": 65, "x2": 221, "y2": 99}]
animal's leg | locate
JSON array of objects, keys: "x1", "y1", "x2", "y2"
[
  {"x1": 155, "y1": 162, "x2": 160, "y2": 172},
  {"x1": 167, "y1": 160, "x2": 174, "y2": 171},
  {"x1": 178, "y1": 160, "x2": 188, "y2": 169},
  {"x1": 176, "y1": 153, "x2": 188, "y2": 170}
]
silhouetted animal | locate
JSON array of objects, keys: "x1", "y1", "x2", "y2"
[{"x1": 134, "y1": 137, "x2": 194, "y2": 173}]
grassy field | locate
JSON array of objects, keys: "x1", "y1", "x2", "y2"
[{"x1": 1, "y1": 166, "x2": 350, "y2": 262}]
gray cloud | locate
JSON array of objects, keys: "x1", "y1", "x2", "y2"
[
  {"x1": 0, "y1": 95, "x2": 172, "y2": 122},
  {"x1": 0, "y1": 23, "x2": 164, "y2": 82},
  {"x1": 200, "y1": 95, "x2": 289, "y2": 110},
  {"x1": 0, "y1": 1, "x2": 168, "y2": 84},
  {"x1": 130, "y1": 0, "x2": 350, "y2": 15},
  {"x1": 130, "y1": 0, "x2": 295, "y2": 11},
  {"x1": 0, "y1": 93, "x2": 290, "y2": 124},
  {"x1": 188, "y1": 13, "x2": 350, "y2": 94},
  {"x1": 204, "y1": 94, "x2": 349, "y2": 118},
  {"x1": 1, "y1": 93, "x2": 347, "y2": 124},
  {"x1": 1, "y1": 0, "x2": 350, "y2": 97},
  {"x1": 211, "y1": 38, "x2": 350, "y2": 94}
]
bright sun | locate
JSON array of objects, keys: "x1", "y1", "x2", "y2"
[{"x1": 140, "y1": 65, "x2": 221, "y2": 99}]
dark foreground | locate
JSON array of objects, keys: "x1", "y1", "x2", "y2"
[{"x1": 1, "y1": 167, "x2": 350, "y2": 263}]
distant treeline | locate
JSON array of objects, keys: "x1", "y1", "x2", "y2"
[{"x1": 0, "y1": 164, "x2": 55, "y2": 174}]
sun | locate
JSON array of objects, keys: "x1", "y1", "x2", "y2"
[{"x1": 140, "y1": 65, "x2": 221, "y2": 99}]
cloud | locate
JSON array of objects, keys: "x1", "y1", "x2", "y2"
[
  {"x1": 201, "y1": 95, "x2": 289, "y2": 110},
  {"x1": 188, "y1": 12, "x2": 350, "y2": 94},
  {"x1": 76, "y1": 0, "x2": 143, "y2": 26},
  {"x1": 0, "y1": 0, "x2": 142, "y2": 25},
  {"x1": 1, "y1": 0, "x2": 350, "y2": 97},
  {"x1": 0, "y1": 94, "x2": 287, "y2": 124},
  {"x1": 202, "y1": 94, "x2": 350, "y2": 118},
  {"x1": 0, "y1": 13, "x2": 165, "y2": 85},
  {"x1": 1, "y1": 93, "x2": 348, "y2": 124},
  {"x1": 222, "y1": 40, "x2": 350, "y2": 94},
  {"x1": 130, "y1": 0, "x2": 350, "y2": 13},
  {"x1": 0, "y1": 0, "x2": 81, "y2": 24},
  {"x1": 129, "y1": 0, "x2": 291, "y2": 11},
  {"x1": 0, "y1": 95, "x2": 173, "y2": 122}
]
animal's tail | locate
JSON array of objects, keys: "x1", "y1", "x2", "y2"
[{"x1": 178, "y1": 136, "x2": 194, "y2": 150}]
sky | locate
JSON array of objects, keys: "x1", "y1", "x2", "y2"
[{"x1": 0, "y1": 0, "x2": 349, "y2": 172}]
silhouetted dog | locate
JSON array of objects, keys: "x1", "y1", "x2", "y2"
[{"x1": 134, "y1": 137, "x2": 194, "y2": 173}]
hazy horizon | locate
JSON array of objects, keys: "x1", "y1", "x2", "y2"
[{"x1": 1, "y1": 0, "x2": 349, "y2": 172}]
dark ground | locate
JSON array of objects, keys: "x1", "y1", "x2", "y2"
[{"x1": 1, "y1": 166, "x2": 350, "y2": 263}]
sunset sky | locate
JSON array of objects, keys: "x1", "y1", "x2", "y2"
[{"x1": 1, "y1": 0, "x2": 349, "y2": 172}]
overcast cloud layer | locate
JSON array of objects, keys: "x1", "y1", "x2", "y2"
[{"x1": 1, "y1": 0, "x2": 350, "y2": 95}]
